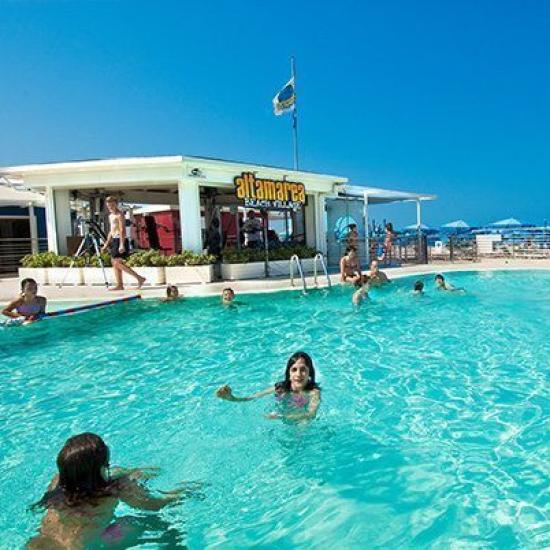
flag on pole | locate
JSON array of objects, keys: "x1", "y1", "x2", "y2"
[{"x1": 272, "y1": 77, "x2": 296, "y2": 116}]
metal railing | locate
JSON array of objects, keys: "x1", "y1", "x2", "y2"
[
  {"x1": 289, "y1": 254, "x2": 307, "y2": 293},
  {"x1": 0, "y1": 238, "x2": 48, "y2": 273},
  {"x1": 313, "y1": 253, "x2": 331, "y2": 288}
]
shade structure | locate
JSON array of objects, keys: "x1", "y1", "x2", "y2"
[
  {"x1": 0, "y1": 183, "x2": 45, "y2": 207},
  {"x1": 404, "y1": 223, "x2": 430, "y2": 230},
  {"x1": 442, "y1": 219, "x2": 469, "y2": 229},
  {"x1": 491, "y1": 218, "x2": 522, "y2": 227}
]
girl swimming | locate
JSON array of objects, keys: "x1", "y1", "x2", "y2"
[
  {"x1": 28, "y1": 433, "x2": 182, "y2": 549},
  {"x1": 2, "y1": 278, "x2": 47, "y2": 323},
  {"x1": 216, "y1": 351, "x2": 321, "y2": 421}
]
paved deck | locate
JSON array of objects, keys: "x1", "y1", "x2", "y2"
[{"x1": 1, "y1": 258, "x2": 549, "y2": 304}]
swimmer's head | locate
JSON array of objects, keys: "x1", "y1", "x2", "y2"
[
  {"x1": 222, "y1": 288, "x2": 235, "y2": 302},
  {"x1": 20, "y1": 278, "x2": 38, "y2": 295},
  {"x1": 435, "y1": 274, "x2": 445, "y2": 286},
  {"x1": 56, "y1": 433, "x2": 110, "y2": 504},
  {"x1": 166, "y1": 285, "x2": 179, "y2": 298},
  {"x1": 276, "y1": 351, "x2": 319, "y2": 393},
  {"x1": 414, "y1": 280, "x2": 424, "y2": 292}
]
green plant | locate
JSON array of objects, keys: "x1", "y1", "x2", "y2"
[
  {"x1": 126, "y1": 249, "x2": 168, "y2": 268},
  {"x1": 21, "y1": 251, "x2": 105, "y2": 268},
  {"x1": 221, "y1": 244, "x2": 317, "y2": 264},
  {"x1": 166, "y1": 251, "x2": 216, "y2": 266}
]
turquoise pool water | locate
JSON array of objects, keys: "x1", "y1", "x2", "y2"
[{"x1": 1, "y1": 270, "x2": 549, "y2": 548}]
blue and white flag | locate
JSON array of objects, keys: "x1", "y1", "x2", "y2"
[{"x1": 273, "y1": 77, "x2": 296, "y2": 116}]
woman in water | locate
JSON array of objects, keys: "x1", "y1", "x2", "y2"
[
  {"x1": 28, "y1": 432, "x2": 183, "y2": 549},
  {"x1": 339, "y1": 247, "x2": 361, "y2": 284},
  {"x1": 216, "y1": 351, "x2": 321, "y2": 421},
  {"x1": 2, "y1": 278, "x2": 47, "y2": 323},
  {"x1": 435, "y1": 273, "x2": 464, "y2": 291}
]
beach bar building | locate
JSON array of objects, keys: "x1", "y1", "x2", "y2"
[{"x1": 0, "y1": 155, "x2": 435, "y2": 274}]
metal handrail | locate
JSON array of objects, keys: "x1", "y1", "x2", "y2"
[
  {"x1": 289, "y1": 254, "x2": 307, "y2": 294},
  {"x1": 313, "y1": 252, "x2": 331, "y2": 288}
]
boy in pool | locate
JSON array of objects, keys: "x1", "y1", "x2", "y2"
[
  {"x1": 221, "y1": 288, "x2": 235, "y2": 305},
  {"x1": 413, "y1": 280, "x2": 424, "y2": 295},
  {"x1": 352, "y1": 275, "x2": 370, "y2": 306},
  {"x1": 2, "y1": 278, "x2": 47, "y2": 324},
  {"x1": 161, "y1": 285, "x2": 180, "y2": 302},
  {"x1": 435, "y1": 274, "x2": 464, "y2": 292},
  {"x1": 216, "y1": 351, "x2": 321, "y2": 421},
  {"x1": 27, "y1": 433, "x2": 184, "y2": 549}
]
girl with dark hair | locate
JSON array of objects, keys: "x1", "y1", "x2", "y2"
[
  {"x1": 2, "y1": 278, "x2": 47, "y2": 324},
  {"x1": 28, "y1": 432, "x2": 183, "y2": 549},
  {"x1": 379, "y1": 222, "x2": 395, "y2": 263},
  {"x1": 216, "y1": 352, "x2": 321, "y2": 421}
]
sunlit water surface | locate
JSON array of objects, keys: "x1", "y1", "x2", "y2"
[{"x1": 1, "y1": 270, "x2": 549, "y2": 548}]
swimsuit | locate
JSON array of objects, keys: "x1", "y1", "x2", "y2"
[{"x1": 16, "y1": 302, "x2": 42, "y2": 317}]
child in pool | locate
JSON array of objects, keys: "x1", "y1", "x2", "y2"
[
  {"x1": 221, "y1": 288, "x2": 235, "y2": 305},
  {"x1": 215, "y1": 351, "x2": 321, "y2": 421},
  {"x1": 435, "y1": 274, "x2": 464, "y2": 292},
  {"x1": 161, "y1": 285, "x2": 180, "y2": 302},
  {"x1": 352, "y1": 274, "x2": 370, "y2": 306},
  {"x1": 413, "y1": 280, "x2": 424, "y2": 295},
  {"x1": 27, "y1": 433, "x2": 183, "y2": 550},
  {"x1": 2, "y1": 278, "x2": 47, "y2": 324}
]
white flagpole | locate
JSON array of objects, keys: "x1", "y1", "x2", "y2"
[{"x1": 291, "y1": 56, "x2": 299, "y2": 170}]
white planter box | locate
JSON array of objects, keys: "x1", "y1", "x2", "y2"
[
  {"x1": 165, "y1": 265, "x2": 214, "y2": 285},
  {"x1": 221, "y1": 258, "x2": 317, "y2": 281},
  {"x1": 125, "y1": 266, "x2": 165, "y2": 286},
  {"x1": 19, "y1": 267, "x2": 49, "y2": 286},
  {"x1": 83, "y1": 267, "x2": 116, "y2": 286},
  {"x1": 48, "y1": 267, "x2": 84, "y2": 286}
]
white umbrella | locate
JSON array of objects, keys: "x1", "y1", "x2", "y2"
[
  {"x1": 491, "y1": 217, "x2": 522, "y2": 227},
  {"x1": 404, "y1": 223, "x2": 430, "y2": 230},
  {"x1": 442, "y1": 219, "x2": 469, "y2": 229}
]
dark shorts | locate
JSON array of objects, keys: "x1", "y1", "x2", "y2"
[{"x1": 110, "y1": 238, "x2": 130, "y2": 259}]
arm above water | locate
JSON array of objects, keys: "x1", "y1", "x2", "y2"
[
  {"x1": 2, "y1": 296, "x2": 24, "y2": 319},
  {"x1": 216, "y1": 384, "x2": 275, "y2": 402}
]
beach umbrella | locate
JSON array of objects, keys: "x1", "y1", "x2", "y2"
[
  {"x1": 404, "y1": 223, "x2": 430, "y2": 230},
  {"x1": 491, "y1": 217, "x2": 522, "y2": 227},
  {"x1": 442, "y1": 219, "x2": 469, "y2": 229}
]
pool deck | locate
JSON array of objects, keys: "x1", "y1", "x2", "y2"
[{"x1": 1, "y1": 258, "x2": 549, "y2": 303}]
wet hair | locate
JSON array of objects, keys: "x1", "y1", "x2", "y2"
[
  {"x1": 414, "y1": 280, "x2": 424, "y2": 291},
  {"x1": 166, "y1": 285, "x2": 179, "y2": 298},
  {"x1": 21, "y1": 278, "x2": 37, "y2": 292},
  {"x1": 222, "y1": 288, "x2": 234, "y2": 296},
  {"x1": 34, "y1": 433, "x2": 116, "y2": 509},
  {"x1": 275, "y1": 351, "x2": 319, "y2": 394},
  {"x1": 435, "y1": 274, "x2": 445, "y2": 282}
]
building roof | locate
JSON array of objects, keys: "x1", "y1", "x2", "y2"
[{"x1": 0, "y1": 182, "x2": 45, "y2": 207}]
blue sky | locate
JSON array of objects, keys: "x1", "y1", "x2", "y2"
[{"x1": 1, "y1": 0, "x2": 549, "y2": 227}]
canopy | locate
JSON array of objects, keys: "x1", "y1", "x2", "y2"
[
  {"x1": 404, "y1": 223, "x2": 430, "y2": 230},
  {"x1": 0, "y1": 183, "x2": 45, "y2": 207},
  {"x1": 442, "y1": 219, "x2": 469, "y2": 229},
  {"x1": 491, "y1": 217, "x2": 522, "y2": 227}
]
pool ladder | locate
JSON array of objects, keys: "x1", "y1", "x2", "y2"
[{"x1": 289, "y1": 253, "x2": 331, "y2": 293}]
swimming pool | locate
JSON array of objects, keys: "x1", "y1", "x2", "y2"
[{"x1": 1, "y1": 270, "x2": 548, "y2": 548}]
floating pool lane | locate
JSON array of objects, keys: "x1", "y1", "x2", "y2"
[{"x1": 45, "y1": 295, "x2": 141, "y2": 318}]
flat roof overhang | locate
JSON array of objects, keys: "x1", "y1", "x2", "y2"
[
  {"x1": 338, "y1": 184, "x2": 436, "y2": 204},
  {"x1": 0, "y1": 155, "x2": 348, "y2": 195}
]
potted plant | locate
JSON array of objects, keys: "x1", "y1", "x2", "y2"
[
  {"x1": 220, "y1": 245, "x2": 318, "y2": 280},
  {"x1": 19, "y1": 252, "x2": 56, "y2": 285},
  {"x1": 125, "y1": 250, "x2": 167, "y2": 286},
  {"x1": 47, "y1": 254, "x2": 85, "y2": 286},
  {"x1": 165, "y1": 251, "x2": 216, "y2": 284}
]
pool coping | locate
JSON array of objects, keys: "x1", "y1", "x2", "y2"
[{"x1": 1, "y1": 258, "x2": 549, "y2": 304}]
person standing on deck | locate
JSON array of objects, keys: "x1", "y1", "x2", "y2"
[{"x1": 101, "y1": 196, "x2": 145, "y2": 290}]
